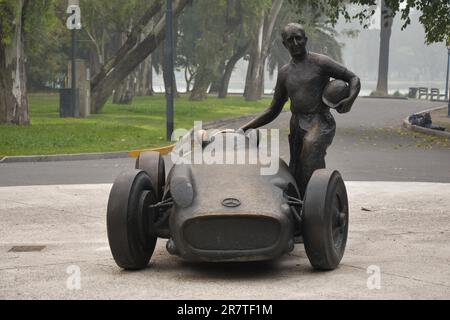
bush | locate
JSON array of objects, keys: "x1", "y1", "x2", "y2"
[{"x1": 369, "y1": 90, "x2": 387, "y2": 97}]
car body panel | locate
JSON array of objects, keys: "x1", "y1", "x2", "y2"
[{"x1": 166, "y1": 132, "x2": 300, "y2": 262}]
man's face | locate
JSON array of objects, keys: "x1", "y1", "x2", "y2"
[{"x1": 283, "y1": 29, "x2": 307, "y2": 58}]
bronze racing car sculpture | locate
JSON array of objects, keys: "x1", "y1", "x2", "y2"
[{"x1": 107, "y1": 130, "x2": 349, "y2": 271}]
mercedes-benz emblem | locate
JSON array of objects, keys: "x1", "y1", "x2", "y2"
[{"x1": 222, "y1": 198, "x2": 241, "y2": 208}]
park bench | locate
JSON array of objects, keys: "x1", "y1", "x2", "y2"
[
  {"x1": 429, "y1": 88, "x2": 446, "y2": 101},
  {"x1": 418, "y1": 87, "x2": 429, "y2": 99}
]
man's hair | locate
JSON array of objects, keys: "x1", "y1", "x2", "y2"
[{"x1": 281, "y1": 23, "x2": 306, "y2": 41}]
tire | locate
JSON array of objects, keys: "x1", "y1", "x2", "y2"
[
  {"x1": 107, "y1": 170, "x2": 158, "y2": 270},
  {"x1": 302, "y1": 169, "x2": 349, "y2": 270},
  {"x1": 135, "y1": 151, "x2": 165, "y2": 201}
]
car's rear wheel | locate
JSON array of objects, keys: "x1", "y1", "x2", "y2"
[
  {"x1": 302, "y1": 169, "x2": 349, "y2": 270},
  {"x1": 135, "y1": 151, "x2": 165, "y2": 201},
  {"x1": 107, "y1": 170, "x2": 158, "y2": 270}
]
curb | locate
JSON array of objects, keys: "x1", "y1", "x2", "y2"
[
  {"x1": 0, "y1": 151, "x2": 129, "y2": 164},
  {"x1": 402, "y1": 105, "x2": 450, "y2": 139},
  {"x1": 361, "y1": 95, "x2": 408, "y2": 100}
]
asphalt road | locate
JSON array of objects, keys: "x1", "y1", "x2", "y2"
[{"x1": 0, "y1": 98, "x2": 448, "y2": 186}]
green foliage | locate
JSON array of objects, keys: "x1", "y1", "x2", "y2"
[
  {"x1": 81, "y1": 0, "x2": 148, "y2": 34},
  {"x1": 0, "y1": 0, "x2": 17, "y2": 45},
  {"x1": 24, "y1": 1, "x2": 66, "y2": 90},
  {"x1": 294, "y1": 2, "x2": 344, "y2": 61},
  {"x1": 23, "y1": 0, "x2": 57, "y2": 37},
  {"x1": 18, "y1": 0, "x2": 154, "y2": 90},
  {"x1": 0, "y1": 0, "x2": 57, "y2": 46},
  {"x1": 268, "y1": 0, "x2": 344, "y2": 76},
  {"x1": 288, "y1": 0, "x2": 450, "y2": 44},
  {"x1": 79, "y1": 0, "x2": 153, "y2": 56},
  {"x1": 178, "y1": 0, "x2": 233, "y2": 80},
  {"x1": 178, "y1": 0, "x2": 272, "y2": 83},
  {"x1": 0, "y1": 0, "x2": 63, "y2": 89},
  {"x1": 0, "y1": 93, "x2": 274, "y2": 156},
  {"x1": 369, "y1": 90, "x2": 386, "y2": 96},
  {"x1": 26, "y1": 29, "x2": 67, "y2": 91},
  {"x1": 369, "y1": 90, "x2": 404, "y2": 97},
  {"x1": 78, "y1": 0, "x2": 158, "y2": 81}
]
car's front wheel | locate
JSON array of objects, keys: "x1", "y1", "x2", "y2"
[
  {"x1": 302, "y1": 169, "x2": 349, "y2": 270},
  {"x1": 135, "y1": 151, "x2": 165, "y2": 201},
  {"x1": 107, "y1": 170, "x2": 158, "y2": 270}
]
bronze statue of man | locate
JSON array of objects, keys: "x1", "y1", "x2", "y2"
[{"x1": 240, "y1": 23, "x2": 361, "y2": 198}]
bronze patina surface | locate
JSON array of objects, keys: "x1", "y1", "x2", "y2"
[{"x1": 241, "y1": 23, "x2": 361, "y2": 197}]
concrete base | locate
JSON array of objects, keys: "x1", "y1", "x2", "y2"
[{"x1": 0, "y1": 182, "x2": 449, "y2": 299}]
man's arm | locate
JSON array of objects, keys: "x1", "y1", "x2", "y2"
[
  {"x1": 240, "y1": 70, "x2": 288, "y2": 131},
  {"x1": 322, "y1": 55, "x2": 361, "y2": 114},
  {"x1": 335, "y1": 69, "x2": 361, "y2": 114}
]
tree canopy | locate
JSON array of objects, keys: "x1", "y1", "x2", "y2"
[{"x1": 289, "y1": 0, "x2": 450, "y2": 44}]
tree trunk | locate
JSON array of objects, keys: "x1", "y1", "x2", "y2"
[
  {"x1": 112, "y1": 82, "x2": 125, "y2": 103},
  {"x1": 0, "y1": 0, "x2": 29, "y2": 125},
  {"x1": 142, "y1": 55, "x2": 155, "y2": 96},
  {"x1": 245, "y1": 60, "x2": 266, "y2": 101},
  {"x1": 145, "y1": 56, "x2": 155, "y2": 96},
  {"x1": 244, "y1": 49, "x2": 265, "y2": 101},
  {"x1": 162, "y1": 56, "x2": 179, "y2": 98},
  {"x1": 190, "y1": 66, "x2": 213, "y2": 101},
  {"x1": 209, "y1": 79, "x2": 221, "y2": 94},
  {"x1": 218, "y1": 43, "x2": 248, "y2": 99},
  {"x1": 245, "y1": 14, "x2": 265, "y2": 101},
  {"x1": 90, "y1": 0, "x2": 189, "y2": 113},
  {"x1": 135, "y1": 60, "x2": 145, "y2": 97},
  {"x1": 113, "y1": 32, "x2": 137, "y2": 104},
  {"x1": 208, "y1": 59, "x2": 226, "y2": 94},
  {"x1": 136, "y1": 56, "x2": 154, "y2": 96},
  {"x1": 376, "y1": 0, "x2": 393, "y2": 95},
  {"x1": 88, "y1": 48, "x2": 102, "y2": 80},
  {"x1": 147, "y1": 58, "x2": 155, "y2": 96},
  {"x1": 113, "y1": 71, "x2": 136, "y2": 105},
  {"x1": 184, "y1": 66, "x2": 194, "y2": 93},
  {"x1": 244, "y1": 0, "x2": 283, "y2": 101}
]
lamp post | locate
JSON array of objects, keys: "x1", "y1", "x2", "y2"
[
  {"x1": 165, "y1": 0, "x2": 174, "y2": 140},
  {"x1": 446, "y1": 44, "x2": 450, "y2": 117},
  {"x1": 71, "y1": 27, "x2": 77, "y2": 113},
  {"x1": 66, "y1": 0, "x2": 81, "y2": 117}
]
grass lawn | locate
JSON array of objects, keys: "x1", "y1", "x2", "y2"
[
  {"x1": 0, "y1": 93, "x2": 272, "y2": 156},
  {"x1": 431, "y1": 108, "x2": 450, "y2": 132}
]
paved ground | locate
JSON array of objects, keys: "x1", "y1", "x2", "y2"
[
  {"x1": 0, "y1": 182, "x2": 449, "y2": 299},
  {"x1": 0, "y1": 98, "x2": 449, "y2": 299}
]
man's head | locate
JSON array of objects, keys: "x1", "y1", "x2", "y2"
[{"x1": 282, "y1": 23, "x2": 308, "y2": 58}]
